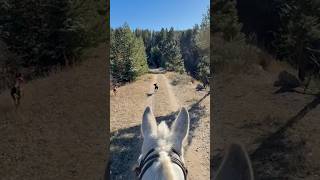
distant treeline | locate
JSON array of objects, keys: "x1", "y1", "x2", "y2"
[
  {"x1": 213, "y1": 0, "x2": 320, "y2": 76},
  {"x1": 0, "y1": 0, "x2": 107, "y2": 90},
  {"x1": 110, "y1": 8, "x2": 210, "y2": 85}
]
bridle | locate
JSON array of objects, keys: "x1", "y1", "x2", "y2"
[{"x1": 134, "y1": 148, "x2": 188, "y2": 180}]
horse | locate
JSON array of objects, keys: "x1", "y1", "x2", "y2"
[
  {"x1": 135, "y1": 106, "x2": 189, "y2": 180},
  {"x1": 214, "y1": 143, "x2": 254, "y2": 180}
]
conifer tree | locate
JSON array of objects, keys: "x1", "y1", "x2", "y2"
[
  {"x1": 159, "y1": 28, "x2": 184, "y2": 73},
  {"x1": 196, "y1": 7, "x2": 210, "y2": 87},
  {"x1": 110, "y1": 23, "x2": 148, "y2": 83},
  {"x1": 0, "y1": 0, "x2": 106, "y2": 72},
  {"x1": 212, "y1": 0, "x2": 244, "y2": 41},
  {"x1": 274, "y1": 0, "x2": 320, "y2": 70}
]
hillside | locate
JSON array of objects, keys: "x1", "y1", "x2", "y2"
[
  {"x1": 110, "y1": 72, "x2": 210, "y2": 179},
  {"x1": 212, "y1": 61, "x2": 320, "y2": 179},
  {"x1": 0, "y1": 45, "x2": 107, "y2": 179}
]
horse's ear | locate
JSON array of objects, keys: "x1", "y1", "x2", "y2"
[
  {"x1": 142, "y1": 107, "x2": 157, "y2": 138},
  {"x1": 170, "y1": 107, "x2": 189, "y2": 150},
  {"x1": 214, "y1": 143, "x2": 254, "y2": 180}
]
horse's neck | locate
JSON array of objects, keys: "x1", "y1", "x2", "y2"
[{"x1": 142, "y1": 162, "x2": 185, "y2": 180}]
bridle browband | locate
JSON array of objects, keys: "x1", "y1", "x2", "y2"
[{"x1": 134, "y1": 148, "x2": 188, "y2": 179}]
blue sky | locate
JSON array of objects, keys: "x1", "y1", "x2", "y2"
[{"x1": 111, "y1": 0, "x2": 209, "y2": 31}]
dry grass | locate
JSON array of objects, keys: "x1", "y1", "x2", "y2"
[
  {"x1": 110, "y1": 74, "x2": 154, "y2": 132},
  {"x1": 212, "y1": 35, "x2": 278, "y2": 75},
  {"x1": 0, "y1": 45, "x2": 107, "y2": 180},
  {"x1": 166, "y1": 72, "x2": 193, "y2": 86},
  {"x1": 110, "y1": 73, "x2": 157, "y2": 179}
]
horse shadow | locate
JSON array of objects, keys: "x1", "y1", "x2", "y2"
[{"x1": 107, "y1": 93, "x2": 209, "y2": 180}]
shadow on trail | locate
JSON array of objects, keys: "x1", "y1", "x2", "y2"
[
  {"x1": 211, "y1": 93, "x2": 320, "y2": 179},
  {"x1": 108, "y1": 93, "x2": 209, "y2": 180},
  {"x1": 146, "y1": 92, "x2": 153, "y2": 97},
  {"x1": 109, "y1": 123, "x2": 142, "y2": 180},
  {"x1": 274, "y1": 87, "x2": 320, "y2": 96},
  {"x1": 250, "y1": 95, "x2": 320, "y2": 179},
  {"x1": 156, "y1": 92, "x2": 209, "y2": 146}
]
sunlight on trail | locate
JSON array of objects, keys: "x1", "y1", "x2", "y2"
[
  {"x1": 147, "y1": 75, "x2": 157, "y2": 111},
  {"x1": 161, "y1": 74, "x2": 180, "y2": 111}
]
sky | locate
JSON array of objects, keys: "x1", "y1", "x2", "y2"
[{"x1": 111, "y1": 0, "x2": 209, "y2": 31}]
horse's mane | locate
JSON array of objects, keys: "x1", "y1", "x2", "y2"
[{"x1": 155, "y1": 122, "x2": 175, "y2": 180}]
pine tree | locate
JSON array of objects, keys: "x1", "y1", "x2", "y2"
[
  {"x1": 180, "y1": 28, "x2": 200, "y2": 74},
  {"x1": 131, "y1": 37, "x2": 148, "y2": 76},
  {"x1": 196, "y1": 7, "x2": 210, "y2": 87},
  {"x1": 274, "y1": 0, "x2": 320, "y2": 69},
  {"x1": 0, "y1": 0, "x2": 106, "y2": 73},
  {"x1": 150, "y1": 46, "x2": 161, "y2": 67},
  {"x1": 110, "y1": 23, "x2": 148, "y2": 83},
  {"x1": 163, "y1": 28, "x2": 185, "y2": 73},
  {"x1": 212, "y1": 0, "x2": 244, "y2": 41}
]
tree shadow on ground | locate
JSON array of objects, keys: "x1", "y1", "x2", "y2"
[
  {"x1": 156, "y1": 92, "x2": 209, "y2": 146},
  {"x1": 212, "y1": 94, "x2": 320, "y2": 180},
  {"x1": 250, "y1": 96, "x2": 320, "y2": 179},
  {"x1": 107, "y1": 93, "x2": 209, "y2": 180},
  {"x1": 274, "y1": 87, "x2": 320, "y2": 96}
]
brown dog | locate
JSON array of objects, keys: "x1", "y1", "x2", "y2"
[
  {"x1": 113, "y1": 85, "x2": 118, "y2": 96},
  {"x1": 11, "y1": 73, "x2": 24, "y2": 108}
]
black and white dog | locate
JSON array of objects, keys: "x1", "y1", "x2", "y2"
[{"x1": 154, "y1": 83, "x2": 158, "y2": 92}]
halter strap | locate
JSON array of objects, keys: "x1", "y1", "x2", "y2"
[{"x1": 135, "y1": 148, "x2": 188, "y2": 180}]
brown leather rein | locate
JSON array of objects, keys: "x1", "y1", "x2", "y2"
[{"x1": 134, "y1": 148, "x2": 188, "y2": 179}]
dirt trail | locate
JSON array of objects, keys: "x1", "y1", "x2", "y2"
[
  {"x1": 146, "y1": 75, "x2": 157, "y2": 111},
  {"x1": 0, "y1": 45, "x2": 107, "y2": 180},
  {"x1": 110, "y1": 72, "x2": 210, "y2": 179},
  {"x1": 160, "y1": 74, "x2": 179, "y2": 111}
]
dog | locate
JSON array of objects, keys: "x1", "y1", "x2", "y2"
[
  {"x1": 11, "y1": 86, "x2": 21, "y2": 108},
  {"x1": 154, "y1": 83, "x2": 158, "y2": 92},
  {"x1": 11, "y1": 73, "x2": 24, "y2": 108},
  {"x1": 113, "y1": 85, "x2": 118, "y2": 96}
]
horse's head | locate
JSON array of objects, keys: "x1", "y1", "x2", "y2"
[{"x1": 135, "y1": 106, "x2": 189, "y2": 180}]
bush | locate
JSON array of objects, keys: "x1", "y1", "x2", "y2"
[
  {"x1": 212, "y1": 35, "x2": 274, "y2": 74},
  {"x1": 170, "y1": 73, "x2": 192, "y2": 86}
]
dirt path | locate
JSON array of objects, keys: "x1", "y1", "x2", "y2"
[
  {"x1": 164, "y1": 73, "x2": 210, "y2": 180},
  {"x1": 146, "y1": 75, "x2": 157, "y2": 111},
  {"x1": 161, "y1": 74, "x2": 179, "y2": 111},
  {"x1": 110, "y1": 72, "x2": 210, "y2": 179}
]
